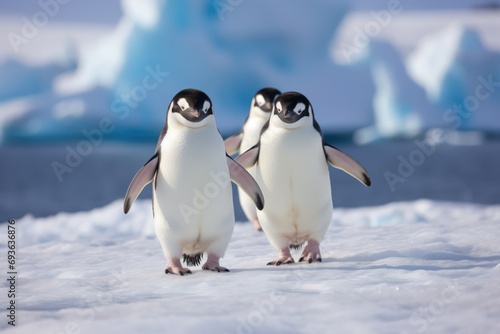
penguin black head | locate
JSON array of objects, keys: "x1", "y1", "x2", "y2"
[
  {"x1": 273, "y1": 92, "x2": 313, "y2": 127},
  {"x1": 252, "y1": 87, "x2": 281, "y2": 113},
  {"x1": 170, "y1": 89, "x2": 213, "y2": 126}
]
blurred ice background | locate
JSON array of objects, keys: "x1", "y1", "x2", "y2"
[{"x1": 1, "y1": 0, "x2": 499, "y2": 220}]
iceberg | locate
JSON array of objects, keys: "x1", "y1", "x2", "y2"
[
  {"x1": 407, "y1": 24, "x2": 500, "y2": 131},
  {"x1": 353, "y1": 40, "x2": 444, "y2": 144},
  {"x1": 2, "y1": 3, "x2": 500, "y2": 144},
  {"x1": 1, "y1": 0, "x2": 361, "y2": 143},
  {"x1": 0, "y1": 50, "x2": 76, "y2": 103}
]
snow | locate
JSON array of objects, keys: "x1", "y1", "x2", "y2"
[{"x1": 3, "y1": 199, "x2": 500, "y2": 333}]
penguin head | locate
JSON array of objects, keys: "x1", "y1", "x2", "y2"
[
  {"x1": 250, "y1": 87, "x2": 281, "y2": 119},
  {"x1": 272, "y1": 92, "x2": 313, "y2": 129},
  {"x1": 169, "y1": 89, "x2": 214, "y2": 128}
]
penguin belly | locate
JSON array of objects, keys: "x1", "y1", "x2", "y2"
[
  {"x1": 153, "y1": 127, "x2": 234, "y2": 259},
  {"x1": 256, "y1": 128, "x2": 333, "y2": 249}
]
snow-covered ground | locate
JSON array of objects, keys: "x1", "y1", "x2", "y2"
[{"x1": 2, "y1": 199, "x2": 499, "y2": 333}]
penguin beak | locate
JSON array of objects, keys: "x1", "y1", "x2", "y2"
[
  {"x1": 191, "y1": 109, "x2": 200, "y2": 118},
  {"x1": 283, "y1": 109, "x2": 293, "y2": 119}
]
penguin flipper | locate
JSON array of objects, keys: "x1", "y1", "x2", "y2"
[
  {"x1": 123, "y1": 154, "x2": 159, "y2": 213},
  {"x1": 323, "y1": 143, "x2": 371, "y2": 187},
  {"x1": 234, "y1": 144, "x2": 259, "y2": 168},
  {"x1": 224, "y1": 132, "x2": 243, "y2": 155},
  {"x1": 226, "y1": 156, "x2": 264, "y2": 210}
]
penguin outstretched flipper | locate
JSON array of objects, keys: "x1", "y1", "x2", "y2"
[
  {"x1": 224, "y1": 132, "x2": 243, "y2": 155},
  {"x1": 123, "y1": 153, "x2": 159, "y2": 213},
  {"x1": 323, "y1": 143, "x2": 371, "y2": 187},
  {"x1": 226, "y1": 156, "x2": 264, "y2": 211},
  {"x1": 234, "y1": 144, "x2": 259, "y2": 168}
]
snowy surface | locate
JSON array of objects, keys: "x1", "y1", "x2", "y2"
[{"x1": 2, "y1": 199, "x2": 500, "y2": 333}]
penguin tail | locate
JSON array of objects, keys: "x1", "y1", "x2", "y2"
[
  {"x1": 182, "y1": 253, "x2": 204, "y2": 267},
  {"x1": 289, "y1": 242, "x2": 305, "y2": 250}
]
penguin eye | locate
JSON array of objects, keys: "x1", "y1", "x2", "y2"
[
  {"x1": 202, "y1": 100, "x2": 211, "y2": 114},
  {"x1": 178, "y1": 98, "x2": 189, "y2": 111},
  {"x1": 294, "y1": 103, "x2": 306, "y2": 115},
  {"x1": 276, "y1": 101, "x2": 282, "y2": 113}
]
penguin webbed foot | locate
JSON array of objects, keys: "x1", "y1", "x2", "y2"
[
  {"x1": 267, "y1": 257, "x2": 295, "y2": 266},
  {"x1": 165, "y1": 258, "x2": 192, "y2": 276},
  {"x1": 202, "y1": 264, "x2": 230, "y2": 272},
  {"x1": 298, "y1": 256, "x2": 322, "y2": 263},
  {"x1": 267, "y1": 247, "x2": 295, "y2": 266},
  {"x1": 202, "y1": 253, "x2": 230, "y2": 273},
  {"x1": 165, "y1": 266, "x2": 192, "y2": 276},
  {"x1": 298, "y1": 239, "x2": 322, "y2": 264}
]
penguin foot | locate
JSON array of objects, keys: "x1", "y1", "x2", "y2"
[
  {"x1": 298, "y1": 239, "x2": 322, "y2": 263},
  {"x1": 267, "y1": 257, "x2": 295, "y2": 266},
  {"x1": 252, "y1": 219, "x2": 263, "y2": 232},
  {"x1": 165, "y1": 266, "x2": 192, "y2": 276},
  {"x1": 202, "y1": 253, "x2": 230, "y2": 273},
  {"x1": 267, "y1": 247, "x2": 295, "y2": 266},
  {"x1": 165, "y1": 258, "x2": 192, "y2": 276},
  {"x1": 202, "y1": 264, "x2": 230, "y2": 272}
]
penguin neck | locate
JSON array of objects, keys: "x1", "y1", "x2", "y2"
[
  {"x1": 160, "y1": 113, "x2": 221, "y2": 153},
  {"x1": 269, "y1": 114, "x2": 311, "y2": 131},
  {"x1": 249, "y1": 107, "x2": 271, "y2": 121},
  {"x1": 244, "y1": 108, "x2": 270, "y2": 131},
  {"x1": 167, "y1": 112, "x2": 216, "y2": 133}
]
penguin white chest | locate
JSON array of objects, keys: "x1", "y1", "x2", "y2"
[
  {"x1": 257, "y1": 127, "x2": 333, "y2": 244},
  {"x1": 153, "y1": 127, "x2": 234, "y2": 252}
]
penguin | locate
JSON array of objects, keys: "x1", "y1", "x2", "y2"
[
  {"x1": 236, "y1": 92, "x2": 371, "y2": 265},
  {"x1": 224, "y1": 87, "x2": 281, "y2": 231},
  {"x1": 123, "y1": 89, "x2": 264, "y2": 275}
]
